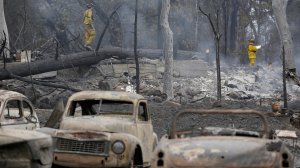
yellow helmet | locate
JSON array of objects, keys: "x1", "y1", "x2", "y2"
[
  {"x1": 249, "y1": 39, "x2": 255, "y2": 43},
  {"x1": 86, "y1": 3, "x2": 94, "y2": 8}
]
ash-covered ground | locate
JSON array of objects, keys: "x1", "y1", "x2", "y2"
[{"x1": 3, "y1": 59, "x2": 300, "y2": 166}]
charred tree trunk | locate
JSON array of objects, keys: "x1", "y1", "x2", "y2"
[
  {"x1": 134, "y1": 0, "x2": 140, "y2": 93},
  {"x1": 229, "y1": 0, "x2": 238, "y2": 51},
  {"x1": 0, "y1": 48, "x2": 203, "y2": 81},
  {"x1": 0, "y1": 50, "x2": 130, "y2": 80},
  {"x1": 282, "y1": 46, "x2": 288, "y2": 109},
  {"x1": 199, "y1": 6, "x2": 222, "y2": 104},
  {"x1": 161, "y1": 0, "x2": 174, "y2": 99},
  {"x1": 272, "y1": 0, "x2": 295, "y2": 71},
  {"x1": 0, "y1": 0, "x2": 9, "y2": 57},
  {"x1": 222, "y1": 0, "x2": 228, "y2": 57},
  {"x1": 157, "y1": 0, "x2": 162, "y2": 49}
]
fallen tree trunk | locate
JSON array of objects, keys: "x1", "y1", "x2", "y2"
[{"x1": 0, "y1": 47, "x2": 204, "y2": 80}]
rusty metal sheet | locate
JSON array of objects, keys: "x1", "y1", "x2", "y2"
[{"x1": 275, "y1": 130, "x2": 298, "y2": 139}]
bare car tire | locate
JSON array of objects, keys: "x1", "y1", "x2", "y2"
[{"x1": 52, "y1": 164, "x2": 66, "y2": 168}]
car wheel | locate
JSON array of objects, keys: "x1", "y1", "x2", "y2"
[
  {"x1": 128, "y1": 156, "x2": 142, "y2": 168},
  {"x1": 128, "y1": 158, "x2": 135, "y2": 168},
  {"x1": 52, "y1": 164, "x2": 66, "y2": 168}
]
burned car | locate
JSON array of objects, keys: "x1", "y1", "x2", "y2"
[
  {"x1": 44, "y1": 91, "x2": 157, "y2": 167},
  {"x1": 0, "y1": 128, "x2": 53, "y2": 168},
  {"x1": 152, "y1": 109, "x2": 294, "y2": 168},
  {"x1": 0, "y1": 90, "x2": 40, "y2": 129},
  {"x1": 0, "y1": 90, "x2": 53, "y2": 168}
]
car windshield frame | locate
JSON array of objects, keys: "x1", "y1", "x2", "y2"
[
  {"x1": 67, "y1": 99, "x2": 134, "y2": 117},
  {"x1": 171, "y1": 109, "x2": 269, "y2": 139}
]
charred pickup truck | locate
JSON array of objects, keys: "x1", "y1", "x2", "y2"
[
  {"x1": 152, "y1": 109, "x2": 294, "y2": 168},
  {"x1": 0, "y1": 90, "x2": 53, "y2": 168},
  {"x1": 43, "y1": 91, "x2": 157, "y2": 168}
]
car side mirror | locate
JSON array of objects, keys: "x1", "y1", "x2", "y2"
[{"x1": 25, "y1": 114, "x2": 38, "y2": 123}]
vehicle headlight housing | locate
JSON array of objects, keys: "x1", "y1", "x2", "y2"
[{"x1": 112, "y1": 140, "x2": 125, "y2": 154}]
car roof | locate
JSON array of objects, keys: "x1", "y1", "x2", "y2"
[
  {"x1": 0, "y1": 90, "x2": 27, "y2": 101},
  {"x1": 69, "y1": 90, "x2": 145, "y2": 102}
]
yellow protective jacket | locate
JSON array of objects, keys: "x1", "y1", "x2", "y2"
[
  {"x1": 248, "y1": 43, "x2": 257, "y2": 59},
  {"x1": 83, "y1": 9, "x2": 93, "y2": 25}
]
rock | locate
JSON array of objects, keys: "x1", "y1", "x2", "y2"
[
  {"x1": 173, "y1": 71, "x2": 180, "y2": 78},
  {"x1": 40, "y1": 97, "x2": 50, "y2": 105},
  {"x1": 98, "y1": 80, "x2": 111, "y2": 90},
  {"x1": 156, "y1": 73, "x2": 163, "y2": 79},
  {"x1": 227, "y1": 92, "x2": 239, "y2": 99},
  {"x1": 224, "y1": 80, "x2": 238, "y2": 89},
  {"x1": 118, "y1": 77, "x2": 128, "y2": 84},
  {"x1": 162, "y1": 100, "x2": 181, "y2": 107},
  {"x1": 290, "y1": 112, "x2": 300, "y2": 129},
  {"x1": 68, "y1": 78, "x2": 79, "y2": 82},
  {"x1": 150, "y1": 96, "x2": 163, "y2": 103},
  {"x1": 245, "y1": 85, "x2": 254, "y2": 91},
  {"x1": 212, "y1": 101, "x2": 222, "y2": 107},
  {"x1": 227, "y1": 90, "x2": 253, "y2": 100},
  {"x1": 227, "y1": 83, "x2": 238, "y2": 89},
  {"x1": 242, "y1": 94, "x2": 254, "y2": 100},
  {"x1": 145, "y1": 80, "x2": 160, "y2": 87},
  {"x1": 144, "y1": 89, "x2": 162, "y2": 96},
  {"x1": 185, "y1": 87, "x2": 202, "y2": 97}
]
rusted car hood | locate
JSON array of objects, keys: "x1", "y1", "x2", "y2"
[
  {"x1": 60, "y1": 116, "x2": 135, "y2": 134},
  {"x1": 160, "y1": 136, "x2": 279, "y2": 167},
  {"x1": 0, "y1": 128, "x2": 50, "y2": 146}
]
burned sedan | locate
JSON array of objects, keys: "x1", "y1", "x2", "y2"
[
  {"x1": 0, "y1": 90, "x2": 53, "y2": 168},
  {"x1": 0, "y1": 90, "x2": 40, "y2": 130},
  {"x1": 152, "y1": 109, "x2": 294, "y2": 168},
  {"x1": 0, "y1": 128, "x2": 53, "y2": 168},
  {"x1": 45, "y1": 91, "x2": 157, "y2": 168}
]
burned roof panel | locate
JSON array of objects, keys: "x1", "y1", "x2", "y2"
[
  {"x1": 69, "y1": 90, "x2": 144, "y2": 102},
  {"x1": 0, "y1": 90, "x2": 27, "y2": 101}
]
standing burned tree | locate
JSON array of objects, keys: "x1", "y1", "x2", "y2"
[
  {"x1": 0, "y1": 31, "x2": 7, "y2": 69},
  {"x1": 0, "y1": 0, "x2": 9, "y2": 59},
  {"x1": 161, "y1": 0, "x2": 174, "y2": 99},
  {"x1": 134, "y1": 0, "x2": 140, "y2": 93},
  {"x1": 199, "y1": 6, "x2": 222, "y2": 104},
  {"x1": 272, "y1": 0, "x2": 295, "y2": 73}
]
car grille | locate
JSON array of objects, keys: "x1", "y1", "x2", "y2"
[{"x1": 56, "y1": 138, "x2": 109, "y2": 155}]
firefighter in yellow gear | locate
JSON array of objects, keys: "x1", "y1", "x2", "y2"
[
  {"x1": 83, "y1": 3, "x2": 96, "y2": 50},
  {"x1": 247, "y1": 39, "x2": 261, "y2": 66}
]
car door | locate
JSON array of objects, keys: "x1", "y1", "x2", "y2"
[
  {"x1": 136, "y1": 101, "x2": 155, "y2": 163},
  {"x1": 1, "y1": 98, "x2": 37, "y2": 130}
]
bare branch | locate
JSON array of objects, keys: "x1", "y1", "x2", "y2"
[
  {"x1": 95, "y1": 4, "x2": 123, "y2": 51},
  {"x1": 198, "y1": 6, "x2": 218, "y2": 37},
  {"x1": 9, "y1": 73, "x2": 81, "y2": 92}
]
